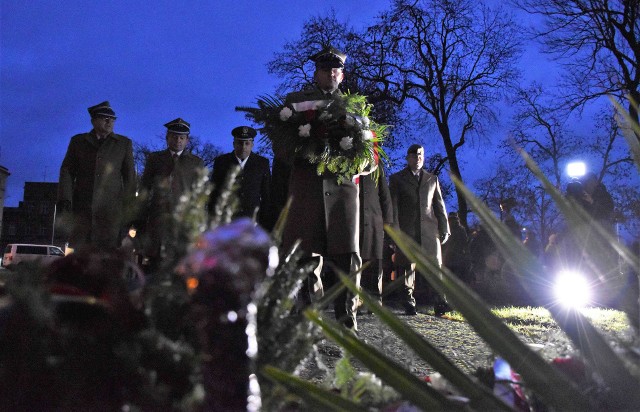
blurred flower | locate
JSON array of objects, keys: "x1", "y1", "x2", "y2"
[
  {"x1": 298, "y1": 124, "x2": 311, "y2": 137},
  {"x1": 340, "y1": 136, "x2": 353, "y2": 150},
  {"x1": 279, "y1": 107, "x2": 292, "y2": 121}
]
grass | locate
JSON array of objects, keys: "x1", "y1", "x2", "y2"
[{"x1": 440, "y1": 306, "x2": 631, "y2": 338}]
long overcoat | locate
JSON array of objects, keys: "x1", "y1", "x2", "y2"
[
  {"x1": 58, "y1": 131, "x2": 136, "y2": 249},
  {"x1": 139, "y1": 149, "x2": 205, "y2": 255},
  {"x1": 359, "y1": 171, "x2": 392, "y2": 260},
  {"x1": 210, "y1": 152, "x2": 271, "y2": 227},
  {"x1": 389, "y1": 167, "x2": 449, "y2": 267},
  {"x1": 280, "y1": 86, "x2": 360, "y2": 256}
]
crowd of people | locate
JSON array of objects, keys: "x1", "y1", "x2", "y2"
[
  {"x1": 53, "y1": 46, "x2": 459, "y2": 333},
  {"x1": 54, "y1": 44, "x2": 630, "y2": 332}
]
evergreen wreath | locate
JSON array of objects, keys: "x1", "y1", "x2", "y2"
[{"x1": 237, "y1": 92, "x2": 389, "y2": 184}]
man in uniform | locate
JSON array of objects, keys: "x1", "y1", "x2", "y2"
[
  {"x1": 389, "y1": 144, "x2": 450, "y2": 316},
  {"x1": 139, "y1": 118, "x2": 206, "y2": 271},
  {"x1": 277, "y1": 45, "x2": 362, "y2": 330},
  {"x1": 359, "y1": 170, "x2": 393, "y2": 309},
  {"x1": 210, "y1": 126, "x2": 271, "y2": 228},
  {"x1": 57, "y1": 101, "x2": 136, "y2": 251}
]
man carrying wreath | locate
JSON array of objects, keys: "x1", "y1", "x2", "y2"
[{"x1": 272, "y1": 45, "x2": 362, "y2": 331}]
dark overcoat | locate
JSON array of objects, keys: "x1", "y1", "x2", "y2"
[
  {"x1": 211, "y1": 152, "x2": 271, "y2": 227},
  {"x1": 280, "y1": 86, "x2": 360, "y2": 256},
  {"x1": 389, "y1": 167, "x2": 450, "y2": 266},
  {"x1": 58, "y1": 131, "x2": 136, "y2": 249},
  {"x1": 139, "y1": 149, "x2": 206, "y2": 255},
  {"x1": 359, "y1": 171, "x2": 392, "y2": 260}
]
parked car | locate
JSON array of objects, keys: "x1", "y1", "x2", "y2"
[{"x1": 1, "y1": 243, "x2": 65, "y2": 268}]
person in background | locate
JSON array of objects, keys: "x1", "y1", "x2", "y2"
[
  {"x1": 57, "y1": 101, "x2": 136, "y2": 251},
  {"x1": 358, "y1": 169, "x2": 393, "y2": 310},
  {"x1": 499, "y1": 197, "x2": 521, "y2": 240},
  {"x1": 210, "y1": 126, "x2": 271, "y2": 228},
  {"x1": 389, "y1": 144, "x2": 450, "y2": 316},
  {"x1": 138, "y1": 118, "x2": 206, "y2": 272},
  {"x1": 442, "y1": 212, "x2": 470, "y2": 284}
]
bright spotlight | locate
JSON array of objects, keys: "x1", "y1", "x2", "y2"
[
  {"x1": 554, "y1": 270, "x2": 591, "y2": 309},
  {"x1": 566, "y1": 161, "x2": 586, "y2": 179}
]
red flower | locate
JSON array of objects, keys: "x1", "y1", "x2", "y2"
[{"x1": 552, "y1": 357, "x2": 587, "y2": 384}]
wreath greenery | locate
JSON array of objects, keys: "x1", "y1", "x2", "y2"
[{"x1": 237, "y1": 92, "x2": 389, "y2": 184}]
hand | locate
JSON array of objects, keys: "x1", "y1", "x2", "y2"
[{"x1": 439, "y1": 233, "x2": 449, "y2": 245}]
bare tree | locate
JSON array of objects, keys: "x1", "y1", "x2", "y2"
[
  {"x1": 355, "y1": 0, "x2": 523, "y2": 226},
  {"x1": 267, "y1": 11, "x2": 357, "y2": 96},
  {"x1": 507, "y1": 84, "x2": 639, "y2": 241},
  {"x1": 266, "y1": 12, "x2": 406, "y2": 154},
  {"x1": 514, "y1": 0, "x2": 640, "y2": 130},
  {"x1": 509, "y1": 84, "x2": 581, "y2": 187}
]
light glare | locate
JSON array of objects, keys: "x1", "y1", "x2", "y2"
[
  {"x1": 566, "y1": 161, "x2": 586, "y2": 179},
  {"x1": 554, "y1": 270, "x2": 591, "y2": 308}
]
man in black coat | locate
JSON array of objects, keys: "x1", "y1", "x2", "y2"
[
  {"x1": 57, "y1": 101, "x2": 137, "y2": 251},
  {"x1": 139, "y1": 118, "x2": 206, "y2": 271},
  {"x1": 210, "y1": 126, "x2": 271, "y2": 228},
  {"x1": 389, "y1": 144, "x2": 450, "y2": 316},
  {"x1": 359, "y1": 170, "x2": 392, "y2": 308}
]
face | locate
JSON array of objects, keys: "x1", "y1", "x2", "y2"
[
  {"x1": 406, "y1": 147, "x2": 424, "y2": 171},
  {"x1": 314, "y1": 67, "x2": 344, "y2": 93},
  {"x1": 166, "y1": 132, "x2": 189, "y2": 152},
  {"x1": 233, "y1": 138, "x2": 254, "y2": 160},
  {"x1": 91, "y1": 116, "x2": 115, "y2": 135}
]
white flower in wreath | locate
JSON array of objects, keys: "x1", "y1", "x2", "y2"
[
  {"x1": 362, "y1": 116, "x2": 370, "y2": 128},
  {"x1": 318, "y1": 111, "x2": 332, "y2": 121},
  {"x1": 345, "y1": 114, "x2": 356, "y2": 127},
  {"x1": 362, "y1": 130, "x2": 374, "y2": 141},
  {"x1": 279, "y1": 107, "x2": 293, "y2": 121},
  {"x1": 340, "y1": 136, "x2": 354, "y2": 150},
  {"x1": 298, "y1": 123, "x2": 311, "y2": 137}
]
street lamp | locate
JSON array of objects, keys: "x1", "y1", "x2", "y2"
[{"x1": 566, "y1": 161, "x2": 586, "y2": 179}]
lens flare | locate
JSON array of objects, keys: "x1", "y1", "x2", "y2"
[{"x1": 554, "y1": 270, "x2": 591, "y2": 309}]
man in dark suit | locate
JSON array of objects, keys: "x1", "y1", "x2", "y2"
[
  {"x1": 277, "y1": 46, "x2": 362, "y2": 331},
  {"x1": 139, "y1": 118, "x2": 206, "y2": 271},
  {"x1": 57, "y1": 101, "x2": 137, "y2": 251},
  {"x1": 389, "y1": 144, "x2": 450, "y2": 316},
  {"x1": 359, "y1": 170, "x2": 393, "y2": 309},
  {"x1": 210, "y1": 126, "x2": 271, "y2": 228}
]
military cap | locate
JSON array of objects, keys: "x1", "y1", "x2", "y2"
[
  {"x1": 232, "y1": 126, "x2": 257, "y2": 141},
  {"x1": 164, "y1": 117, "x2": 191, "y2": 135},
  {"x1": 88, "y1": 101, "x2": 116, "y2": 118},
  {"x1": 310, "y1": 45, "x2": 347, "y2": 69},
  {"x1": 407, "y1": 144, "x2": 424, "y2": 155}
]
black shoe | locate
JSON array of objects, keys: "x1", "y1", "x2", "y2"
[
  {"x1": 434, "y1": 302, "x2": 450, "y2": 317},
  {"x1": 405, "y1": 306, "x2": 418, "y2": 316}
]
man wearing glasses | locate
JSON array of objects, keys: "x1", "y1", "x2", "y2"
[{"x1": 58, "y1": 101, "x2": 136, "y2": 251}]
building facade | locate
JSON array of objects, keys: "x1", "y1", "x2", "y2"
[{"x1": 1, "y1": 182, "x2": 66, "y2": 251}]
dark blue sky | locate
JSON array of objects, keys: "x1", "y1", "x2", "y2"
[{"x1": 1, "y1": 0, "x2": 393, "y2": 207}]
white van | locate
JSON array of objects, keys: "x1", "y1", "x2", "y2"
[{"x1": 1, "y1": 244, "x2": 65, "y2": 268}]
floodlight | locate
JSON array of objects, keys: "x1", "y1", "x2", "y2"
[
  {"x1": 566, "y1": 161, "x2": 586, "y2": 179},
  {"x1": 554, "y1": 270, "x2": 591, "y2": 309}
]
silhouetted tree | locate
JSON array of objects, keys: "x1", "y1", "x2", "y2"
[
  {"x1": 515, "y1": 0, "x2": 640, "y2": 133},
  {"x1": 356, "y1": 0, "x2": 523, "y2": 226}
]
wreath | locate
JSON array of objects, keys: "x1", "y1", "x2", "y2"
[{"x1": 237, "y1": 92, "x2": 389, "y2": 184}]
